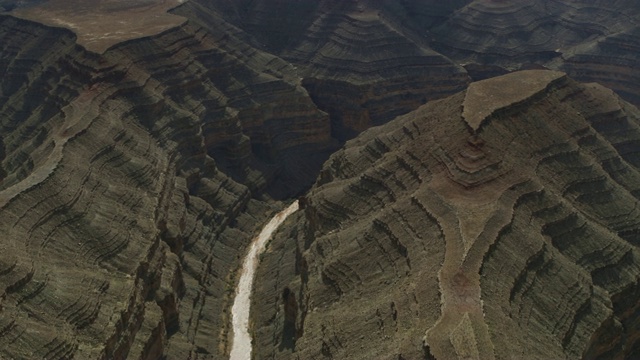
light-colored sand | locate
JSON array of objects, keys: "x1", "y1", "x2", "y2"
[{"x1": 229, "y1": 200, "x2": 299, "y2": 360}]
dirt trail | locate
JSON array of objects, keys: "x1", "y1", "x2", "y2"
[{"x1": 229, "y1": 200, "x2": 299, "y2": 360}]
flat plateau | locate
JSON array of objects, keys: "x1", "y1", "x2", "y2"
[{"x1": 11, "y1": 0, "x2": 186, "y2": 53}]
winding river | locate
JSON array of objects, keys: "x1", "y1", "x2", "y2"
[{"x1": 229, "y1": 200, "x2": 300, "y2": 360}]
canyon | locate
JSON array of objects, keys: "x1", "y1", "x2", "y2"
[{"x1": 0, "y1": 0, "x2": 639, "y2": 359}]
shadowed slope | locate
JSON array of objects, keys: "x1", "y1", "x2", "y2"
[
  {"x1": 428, "y1": 0, "x2": 640, "y2": 109},
  {"x1": 0, "y1": 12, "x2": 333, "y2": 359},
  {"x1": 560, "y1": 26, "x2": 640, "y2": 106},
  {"x1": 286, "y1": 9, "x2": 468, "y2": 141},
  {"x1": 176, "y1": 0, "x2": 470, "y2": 142}
]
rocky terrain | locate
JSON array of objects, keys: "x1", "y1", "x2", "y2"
[
  {"x1": 0, "y1": 3, "x2": 334, "y2": 358},
  {"x1": 0, "y1": 0, "x2": 639, "y2": 359},
  {"x1": 428, "y1": 0, "x2": 640, "y2": 107},
  {"x1": 173, "y1": 0, "x2": 471, "y2": 142},
  {"x1": 253, "y1": 70, "x2": 640, "y2": 359}
]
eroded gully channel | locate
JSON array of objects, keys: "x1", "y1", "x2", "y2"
[{"x1": 229, "y1": 200, "x2": 300, "y2": 360}]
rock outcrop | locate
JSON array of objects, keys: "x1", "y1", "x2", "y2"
[{"x1": 253, "y1": 70, "x2": 640, "y2": 359}]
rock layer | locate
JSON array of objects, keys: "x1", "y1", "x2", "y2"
[
  {"x1": 430, "y1": 0, "x2": 636, "y2": 68},
  {"x1": 11, "y1": 0, "x2": 187, "y2": 54},
  {"x1": 180, "y1": 0, "x2": 471, "y2": 142},
  {"x1": 559, "y1": 27, "x2": 640, "y2": 106},
  {"x1": 253, "y1": 70, "x2": 640, "y2": 359},
  {"x1": 0, "y1": 10, "x2": 333, "y2": 359},
  {"x1": 289, "y1": 10, "x2": 468, "y2": 141},
  {"x1": 182, "y1": 0, "x2": 640, "y2": 134},
  {"x1": 3, "y1": 1, "x2": 640, "y2": 359},
  {"x1": 427, "y1": 0, "x2": 640, "y2": 109}
]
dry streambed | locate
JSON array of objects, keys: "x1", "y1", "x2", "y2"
[{"x1": 229, "y1": 200, "x2": 299, "y2": 360}]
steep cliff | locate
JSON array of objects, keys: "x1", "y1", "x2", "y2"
[
  {"x1": 0, "y1": 6, "x2": 335, "y2": 358},
  {"x1": 253, "y1": 70, "x2": 640, "y2": 359}
]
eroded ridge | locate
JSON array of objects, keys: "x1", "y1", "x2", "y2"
[
  {"x1": 0, "y1": 13, "x2": 332, "y2": 359},
  {"x1": 251, "y1": 71, "x2": 640, "y2": 359},
  {"x1": 0, "y1": 83, "x2": 115, "y2": 210},
  {"x1": 265, "y1": 2, "x2": 469, "y2": 140}
]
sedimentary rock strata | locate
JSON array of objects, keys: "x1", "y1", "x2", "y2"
[
  {"x1": 559, "y1": 27, "x2": 640, "y2": 106},
  {"x1": 0, "y1": 6, "x2": 334, "y2": 358},
  {"x1": 427, "y1": 0, "x2": 640, "y2": 109},
  {"x1": 180, "y1": 0, "x2": 471, "y2": 142},
  {"x1": 2, "y1": 1, "x2": 640, "y2": 359},
  {"x1": 430, "y1": 0, "x2": 636, "y2": 68},
  {"x1": 253, "y1": 70, "x2": 640, "y2": 359},
  {"x1": 286, "y1": 9, "x2": 468, "y2": 141}
]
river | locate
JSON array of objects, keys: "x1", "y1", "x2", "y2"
[{"x1": 229, "y1": 200, "x2": 300, "y2": 360}]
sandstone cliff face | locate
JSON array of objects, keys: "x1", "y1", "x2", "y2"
[{"x1": 253, "y1": 71, "x2": 640, "y2": 359}]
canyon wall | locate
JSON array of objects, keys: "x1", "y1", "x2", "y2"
[
  {"x1": 2, "y1": 1, "x2": 640, "y2": 358},
  {"x1": 0, "y1": 6, "x2": 491, "y2": 357},
  {"x1": 0, "y1": 10, "x2": 335, "y2": 358},
  {"x1": 176, "y1": 0, "x2": 471, "y2": 142},
  {"x1": 253, "y1": 71, "x2": 640, "y2": 359}
]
